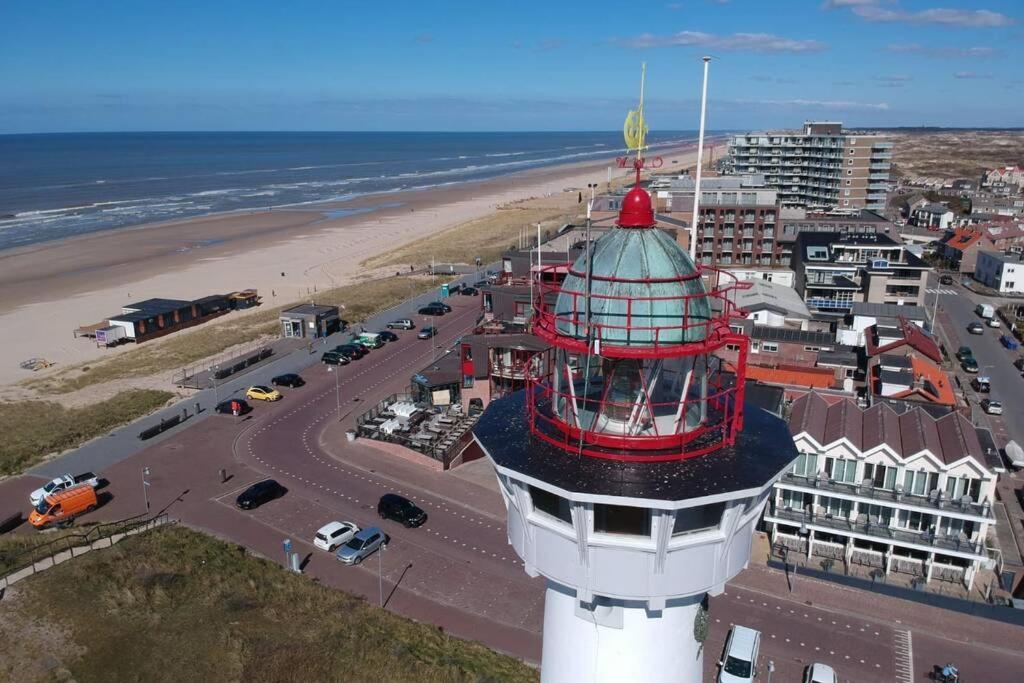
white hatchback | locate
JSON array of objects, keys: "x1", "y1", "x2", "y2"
[
  {"x1": 313, "y1": 521, "x2": 359, "y2": 552},
  {"x1": 719, "y1": 625, "x2": 761, "y2": 683}
]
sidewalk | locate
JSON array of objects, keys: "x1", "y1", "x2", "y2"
[{"x1": 735, "y1": 538, "x2": 1024, "y2": 653}]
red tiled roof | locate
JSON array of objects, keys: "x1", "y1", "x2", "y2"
[
  {"x1": 864, "y1": 316, "x2": 942, "y2": 363},
  {"x1": 942, "y1": 227, "x2": 986, "y2": 253},
  {"x1": 747, "y1": 364, "x2": 834, "y2": 389},
  {"x1": 884, "y1": 355, "x2": 956, "y2": 406},
  {"x1": 789, "y1": 393, "x2": 983, "y2": 466}
]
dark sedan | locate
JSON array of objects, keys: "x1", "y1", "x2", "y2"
[
  {"x1": 377, "y1": 493, "x2": 427, "y2": 528},
  {"x1": 215, "y1": 398, "x2": 251, "y2": 415},
  {"x1": 418, "y1": 305, "x2": 445, "y2": 316},
  {"x1": 271, "y1": 373, "x2": 305, "y2": 388},
  {"x1": 235, "y1": 480, "x2": 287, "y2": 510},
  {"x1": 459, "y1": 287, "x2": 478, "y2": 296},
  {"x1": 377, "y1": 330, "x2": 399, "y2": 342},
  {"x1": 428, "y1": 301, "x2": 453, "y2": 312}
]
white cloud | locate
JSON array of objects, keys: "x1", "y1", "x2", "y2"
[
  {"x1": 730, "y1": 97, "x2": 889, "y2": 111},
  {"x1": 873, "y1": 74, "x2": 912, "y2": 88},
  {"x1": 886, "y1": 43, "x2": 999, "y2": 58},
  {"x1": 614, "y1": 31, "x2": 826, "y2": 53},
  {"x1": 848, "y1": 4, "x2": 1015, "y2": 28},
  {"x1": 954, "y1": 71, "x2": 993, "y2": 79}
]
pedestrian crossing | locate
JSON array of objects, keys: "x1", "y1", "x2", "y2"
[
  {"x1": 892, "y1": 628, "x2": 914, "y2": 683},
  {"x1": 925, "y1": 288, "x2": 958, "y2": 295}
]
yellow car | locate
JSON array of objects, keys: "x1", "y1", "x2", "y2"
[{"x1": 246, "y1": 385, "x2": 282, "y2": 402}]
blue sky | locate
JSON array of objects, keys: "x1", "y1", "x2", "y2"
[{"x1": 1, "y1": 0, "x2": 1020, "y2": 133}]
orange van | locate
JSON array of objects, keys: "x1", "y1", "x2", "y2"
[{"x1": 29, "y1": 483, "x2": 98, "y2": 529}]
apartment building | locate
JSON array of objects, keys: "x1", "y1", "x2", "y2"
[
  {"x1": 726, "y1": 121, "x2": 892, "y2": 212},
  {"x1": 791, "y1": 232, "x2": 931, "y2": 317},
  {"x1": 765, "y1": 393, "x2": 998, "y2": 590},
  {"x1": 652, "y1": 174, "x2": 781, "y2": 266}
]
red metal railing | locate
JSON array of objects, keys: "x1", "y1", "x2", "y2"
[{"x1": 531, "y1": 263, "x2": 751, "y2": 359}]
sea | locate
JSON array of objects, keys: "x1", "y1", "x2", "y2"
[{"x1": 0, "y1": 131, "x2": 695, "y2": 251}]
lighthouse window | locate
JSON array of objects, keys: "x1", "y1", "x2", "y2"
[
  {"x1": 529, "y1": 486, "x2": 573, "y2": 525},
  {"x1": 672, "y1": 502, "x2": 725, "y2": 536},
  {"x1": 594, "y1": 503, "x2": 651, "y2": 537}
]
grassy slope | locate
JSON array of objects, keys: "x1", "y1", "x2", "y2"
[
  {"x1": 0, "y1": 389, "x2": 174, "y2": 475},
  {"x1": 25, "y1": 275, "x2": 447, "y2": 395},
  {"x1": 0, "y1": 525, "x2": 536, "y2": 683}
]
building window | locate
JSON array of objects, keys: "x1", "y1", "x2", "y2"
[
  {"x1": 803, "y1": 346, "x2": 821, "y2": 352},
  {"x1": 903, "y1": 469, "x2": 938, "y2": 497},
  {"x1": 825, "y1": 456, "x2": 857, "y2": 484},
  {"x1": 672, "y1": 502, "x2": 725, "y2": 536},
  {"x1": 821, "y1": 495, "x2": 853, "y2": 519},
  {"x1": 863, "y1": 463, "x2": 897, "y2": 490},
  {"x1": 529, "y1": 486, "x2": 572, "y2": 525},
  {"x1": 594, "y1": 503, "x2": 651, "y2": 537},
  {"x1": 762, "y1": 342, "x2": 779, "y2": 353},
  {"x1": 792, "y1": 452, "x2": 819, "y2": 478}
]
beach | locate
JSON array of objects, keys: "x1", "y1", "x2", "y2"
[{"x1": 1, "y1": 145, "x2": 701, "y2": 388}]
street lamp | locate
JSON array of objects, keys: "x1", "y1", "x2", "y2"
[
  {"x1": 211, "y1": 365, "x2": 220, "y2": 404},
  {"x1": 328, "y1": 365, "x2": 341, "y2": 422},
  {"x1": 142, "y1": 466, "x2": 151, "y2": 512},
  {"x1": 766, "y1": 660, "x2": 775, "y2": 683},
  {"x1": 378, "y1": 542, "x2": 386, "y2": 607}
]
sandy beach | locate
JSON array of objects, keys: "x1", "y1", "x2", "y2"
[{"x1": 1, "y1": 145, "x2": 701, "y2": 388}]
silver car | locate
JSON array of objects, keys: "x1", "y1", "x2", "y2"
[{"x1": 336, "y1": 527, "x2": 389, "y2": 565}]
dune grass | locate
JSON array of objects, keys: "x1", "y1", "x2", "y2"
[
  {"x1": 0, "y1": 389, "x2": 174, "y2": 475},
  {"x1": 362, "y1": 206, "x2": 580, "y2": 271},
  {"x1": 25, "y1": 275, "x2": 448, "y2": 395},
  {"x1": 0, "y1": 525, "x2": 537, "y2": 683}
]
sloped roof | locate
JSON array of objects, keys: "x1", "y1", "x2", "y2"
[
  {"x1": 941, "y1": 227, "x2": 987, "y2": 253},
  {"x1": 789, "y1": 393, "x2": 982, "y2": 466},
  {"x1": 864, "y1": 316, "x2": 942, "y2": 363},
  {"x1": 734, "y1": 279, "x2": 811, "y2": 320}
]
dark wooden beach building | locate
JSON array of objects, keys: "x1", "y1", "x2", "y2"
[
  {"x1": 108, "y1": 298, "x2": 198, "y2": 343},
  {"x1": 279, "y1": 303, "x2": 340, "y2": 339}
]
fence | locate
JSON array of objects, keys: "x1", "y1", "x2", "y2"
[
  {"x1": 1, "y1": 512, "x2": 172, "y2": 590},
  {"x1": 356, "y1": 393, "x2": 480, "y2": 469},
  {"x1": 172, "y1": 338, "x2": 275, "y2": 388}
]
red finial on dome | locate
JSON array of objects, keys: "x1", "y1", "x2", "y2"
[{"x1": 618, "y1": 183, "x2": 654, "y2": 228}]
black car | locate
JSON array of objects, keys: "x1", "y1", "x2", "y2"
[
  {"x1": 377, "y1": 493, "x2": 427, "y2": 528},
  {"x1": 377, "y1": 330, "x2": 399, "y2": 342},
  {"x1": 215, "y1": 398, "x2": 251, "y2": 415},
  {"x1": 321, "y1": 351, "x2": 349, "y2": 366},
  {"x1": 271, "y1": 373, "x2": 305, "y2": 388},
  {"x1": 459, "y1": 287, "x2": 478, "y2": 296},
  {"x1": 473, "y1": 280, "x2": 488, "y2": 288},
  {"x1": 428, "y1": 301, "x2": 453, "y2": 312},
  {"x1": 418, "y1": 305, "x2": 446, "y2": 316},
  {"x1": 939, "y1": 274, "x2": 954, "y2": 285},
  {"x1": 335, "y1": 344, "x2": 366, "y2": 359},
  {"x1": 236, "y1": 480, "x2": 287, "y2": 510}
]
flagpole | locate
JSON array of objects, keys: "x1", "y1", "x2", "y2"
[{"x1": 690, "y1": 56, "x2": 711, "y2": 262}]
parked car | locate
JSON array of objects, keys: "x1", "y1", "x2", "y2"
[
  {"x1": 313, "y1": 520, "x2": 359, "y2": 552},
  {"x1": 1001, "y1": 335, "x2": 1020, "y2": 350},
  {"x1": 459, "y1": 286, "x2": 478, "y2": 296},
  {"x1": 955, "y1": 346, "x2": 973, "y2": 361},
  {"x1": 967, "y1": 322, "x2": 984, "y2": 335},
  {"x1": 378, "y1": 493, "x2": 427, "y2": 527},
  {"x1": 387, "y1": 319, "x2": 415, "y2": 330},
  {"x1": 246, "y1": 385, "x2": 282, "y2": 402},
  {"x1": 215, "y1": 398, "x2": 251, "y2": 415},
  {"x1": 428, "y1": 301, "x2": 453, "y2": 312},
  {"x1": 718, "y1": 625, "x2": 761, "y2": 683},
  {"x1": 377, "y1": 330, "x2": 398, "y2": 342},
  {"x1": 987, "y1": 317, "x2": 1001, "y2": 328},
  {"x1": 976, "y1": 303, "x2": 995, "y2": 319},
  {"x1": 235, "y1": 479, "x2": 286, "y2": 510},
  {"x1": 335, "y1": 343, "x2": 366, "y2": 359},
  {"x1": 982, "y1": 399, "x2": 1003, "y2": 415},
  {"x1": 803, "y1": 662, "x2": 838, "y2": 683},
  {"x1": 29, "y1": 484, "x2": 98, "y2": 529},
  {"x1": 972, "y1": 376, "x2": 991, "y2": 393},
  {"x1": 29, "y1": 472, "x2": 100, "y2": 506},
  {"x1": 418, "y1": 305, "x2": 446, "y2": 316},
  {"x1": 321, "y1": 351, "x2": 349, "y2": 366},
  {"x1": 961, "y1": 357, "x2": 980, "y2": 373},
  {"x1": 336, "y1": 526, "x2": 389, "y2": 565},
  {"x1": 473, "y1": 280, "x2": 488, "y2": 288},
  {"x1": 271, "y1": 373, "x2": 305, "y2": 388},
  {"x1": 417, "y1": 326, "x2": 438, "y2": 340},
  {"x1": 939, "y1": 274, "x2": 954, "y2": 285}
]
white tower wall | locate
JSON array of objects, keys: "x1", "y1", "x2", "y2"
[{"x1": 541, "y1": 582, "x2": 704, "y2": 683}]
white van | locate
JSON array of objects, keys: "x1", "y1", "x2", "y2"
[{"x1": 719, "y1": 625, "x2": 761, "y2": 683}]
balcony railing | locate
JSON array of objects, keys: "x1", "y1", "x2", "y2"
[
  {"x1": 765, "y1": 506, "x2": 986, "y2": 558},
  {"x1": 777, "y1": 472, "x2": 994, "y2": 520}
]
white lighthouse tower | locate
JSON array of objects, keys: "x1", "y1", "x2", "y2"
[{"x1": 473, "y1": 74, "x2": 798, "y2": 683}]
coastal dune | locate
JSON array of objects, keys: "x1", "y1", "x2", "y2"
[{"x1": 2, "y1": 147, "x2": 699, "y2": 388}]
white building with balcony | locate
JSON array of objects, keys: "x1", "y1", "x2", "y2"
[{"x1": 764, "y1": 393, "x2": 998, "y2": 590}]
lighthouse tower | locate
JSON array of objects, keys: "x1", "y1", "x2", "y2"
[{"x1": 472, "y1": 76, "x2": 798, "y2": 683}]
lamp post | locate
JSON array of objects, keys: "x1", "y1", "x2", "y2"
[
  {"x1": 328, "y1": 365, "x2": 341, "y2": 422},
  {"x1": 142, "y1": 466, "x2": 151, "y2": 512},
  {"x1": 378, "y1": 542, "x2": 385, "y2": 607},
  {"x1": 766, "y1": 660, "x2": 775, "y2": 683},
  {"x1": 211, "y1": 365, "x2": 219, "y2": 405}
]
